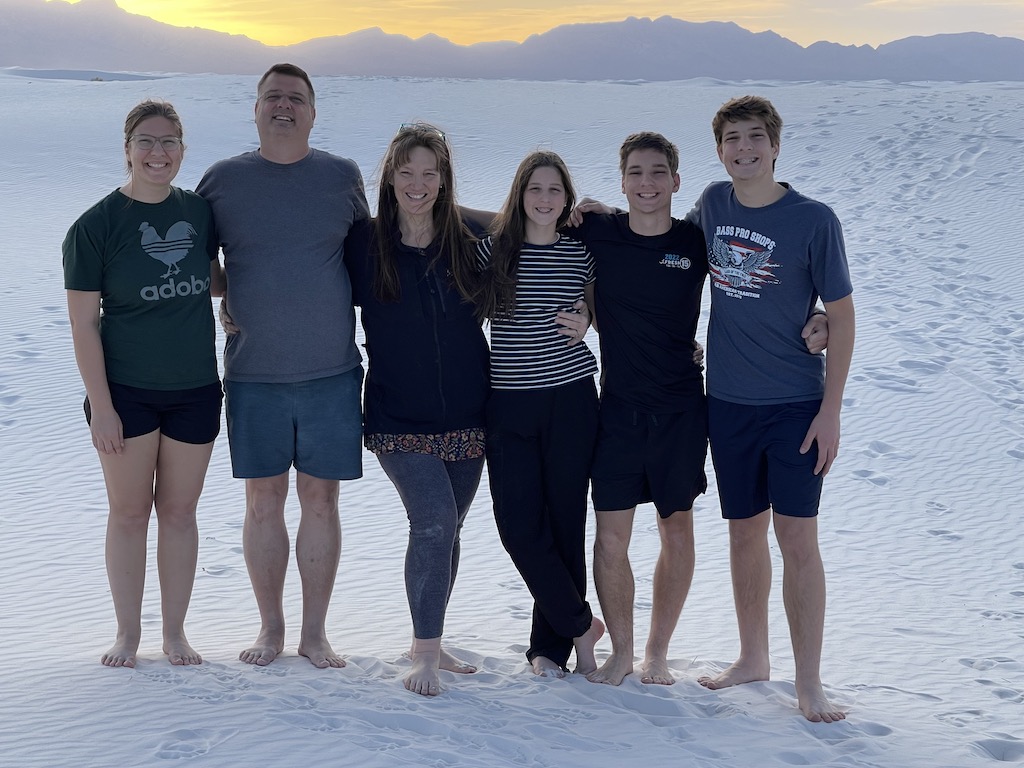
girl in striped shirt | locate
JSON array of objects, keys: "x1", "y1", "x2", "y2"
[{"x1": 476, "y1": 151, "x2": 605, "y2": 678}]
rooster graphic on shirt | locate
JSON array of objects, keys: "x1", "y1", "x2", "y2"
[{"x1": 139, "y1": 221, "x2": 197, "y2": 278}]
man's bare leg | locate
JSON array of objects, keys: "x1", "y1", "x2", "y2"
[
  {"x1": 699, "y1": 511, "x2": 772, "y2": 689},
  {"x1": 98, "y1": 431, "x2": 160, "y2": 668},
  {"x1": 573, "y1": 616, "x2": 605, "y2": 675},
  {"x1": 774, "y1": 514, "x2": 846, "y2": 723},
  {"x1": 154, "y1": 435, "x2": 214, "y2": 665},
  {"x1": 240, "y1": 473, "x2": 290, "y2": 666},
  {"x1": 295, "y1": 472, "x2": 344, "y2": 668},
  {"x1": 406, "y1": 636, "x2": 443, "y2": 696},
  {"x1": 641, "y1": 509, "x2": 695, "y2": 685},
  {"x1": 587, "y1": 508, "x2": 636, "y2": 685}
]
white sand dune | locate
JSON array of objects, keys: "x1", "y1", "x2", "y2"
[{"x1": 1, "y1": 72, "x2": 1022, "y2": 767}]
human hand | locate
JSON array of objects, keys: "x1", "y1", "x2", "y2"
[
  {"x1": 799, "y1": 408, "x2": 840, "y2": 476},
  {"x1": 90, "y1": 406, "x2": 124, "y2": 455},
  {"x1": 802, "y1": 313, "x2": 828, "y2": 354},
  {"x1": 555, "y1": 299, "x2": 590, "y2": 346},
  {"x1": 567, "y1": 197, "x2": 615, "y2": 227},
  {"x1": 219, "y1": 300, "x2": 239, "y2": 335},
  {"x1": 692, "y1": 340, "x2": 705, "y2": 369}
]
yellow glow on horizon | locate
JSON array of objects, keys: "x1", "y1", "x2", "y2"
[{"x1": 55, "y1": 0, "x2": 1024, "y2": 48}]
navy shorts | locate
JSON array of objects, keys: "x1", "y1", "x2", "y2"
[
  {"x1": 590, "y1": 395, "x2": 708, "y2": 518},
  {"x1": 85, "y1": 381, "x2": 222, "y2": 444},
  {"x1": 708, "y1": 396, "x2": 823, "y2": 520},
  {"x1": 225, "y1": 366, "x2": 364, "y2": 481}
]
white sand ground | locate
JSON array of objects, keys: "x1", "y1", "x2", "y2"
[{"x1": 0, "y1": 71, "x2": 1022, "y2": 767}]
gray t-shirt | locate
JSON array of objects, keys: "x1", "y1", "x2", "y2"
[
  {"x1": 197, "y1": 149, "x2": 369, "y2": 383},
  {"x1": 687, "y1": 181, "x2": 853, "y2": 405}
]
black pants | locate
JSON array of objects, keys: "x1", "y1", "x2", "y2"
[{"x1": 486, "y1": 376, "x2": 599, "y2": 667}]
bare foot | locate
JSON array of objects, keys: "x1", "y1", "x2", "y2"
[
  {"x1": 101, "y1": 636, "x2": 139, "y2": 668},
  {"x1": 298, "y1": 636, "x2": 346, "y2": 669},
  {"x1": 531, "y1": 655, "x2": 566, "y2": 678},
  {"x1": 164, "y1": 635, "x2": 202, "y2": 666},
  {"x1": 406, "y1": 638, "x2": 443, "y2": 697},
  {"x1": 639, "y1": 656, "x2": 675, "y2": 685},
  {"x1": 439, "y1": 646, "x2": 477, "y2": 674},
  {"x1": 573, "y1": 617, "x2": 605, "y2": 675},
  {"x1": 698, "y1": 657, "x2": 770, "y2": 690},
  {"x1": 239, "y1": 627, "x2": 284, "y2": 666},
  {"x1": 586, "y1": 652, "x2": 634, "y2": 686},
  {"x1": 797, "y1": 681, "x2": 847, "y2": 723}
]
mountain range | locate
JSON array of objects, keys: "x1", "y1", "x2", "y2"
[{"x1": 3, "y1": 0, "x2": 1022, "y2": 82}]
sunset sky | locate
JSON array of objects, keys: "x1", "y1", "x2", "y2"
[{"x1": 58, "y1": 0, "x2": 1024, "y2": 48}]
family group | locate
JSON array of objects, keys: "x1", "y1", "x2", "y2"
[{"x1": 63, "y1": 62, "x2": 853, "y2": 723}]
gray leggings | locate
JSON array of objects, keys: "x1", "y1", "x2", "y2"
[{"x1": 377, "y1": 452, "x2": 484, "y2": 639}]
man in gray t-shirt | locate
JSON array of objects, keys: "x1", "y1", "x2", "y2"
[{"x1": 197, "y1": 63, "x2": 369, "y2": 669}]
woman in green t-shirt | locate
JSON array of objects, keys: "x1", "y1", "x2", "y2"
[{"x1": 63, "y1": 100, "x2": 224, "y2": 668}]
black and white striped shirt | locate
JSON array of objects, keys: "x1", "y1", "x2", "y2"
[{"x1": 477, "y1": 234, "x2": 599, "y2": 390}]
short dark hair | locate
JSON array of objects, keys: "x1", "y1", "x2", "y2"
[
  {"x1": 712, "y1": 95, "x2": 783, "y2": 147},
  {"x1": 257, "y1": 62, "x2": 315, "y2": 106},
  {"x1": 618, "y1": 132, "x2": 679, "y2": 176}
]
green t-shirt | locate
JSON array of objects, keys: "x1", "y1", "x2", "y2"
[{"x1": 63, "y1": 188, "x2": 219, "y2": 390}]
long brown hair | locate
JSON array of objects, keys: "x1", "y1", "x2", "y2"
[
  {"x1": 476, "y1": 150, "x2": 576, "y2": 321},
  {"x1": 372, "y1": 123, "x2": 478, "y2": 303}
]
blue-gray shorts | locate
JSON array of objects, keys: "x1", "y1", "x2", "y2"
[
  {"x1": 708, "y1": 396, "x2": 823, "y2": 520},
  {"x1": 225, "y1": 366, "x2": 364, "y2": 480},
  {"x1": 590, "y1": 394, "x2": 708, "y2": 518}
]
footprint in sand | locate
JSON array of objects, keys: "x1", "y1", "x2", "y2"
[
  {"x1": 152, "y1": 727, "x2": 237, "y2": 760},
  {"x1": 861, "y1": 440, "x2": 913, "y2": 460},
  {"x1": 971, "y1": 737, "x2": 1024, "y2": 762},
  {"x1": 935, "y1": 707, "x2": 987, "y2": 727},
  {"x1": 852, "y1": 469, "x2": 890, "y2": 487},
  {"x1": 925, "y1": 529, "x2": 962, "y2": 541},
  {"x1": 898, "y1": 359, "x2": 946, "y2": 375},
  {"x1": 958, "y1": 657, "x2": 1019, "y2": 671},
  {"x1": 975, "y1": 678, "x2": 1024, "y2": 703}
]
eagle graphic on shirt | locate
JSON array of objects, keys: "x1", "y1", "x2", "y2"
[
  {"x1": 139, "y1": 221, "x2": 197, "y2": 279},
  {"x1": 709, "y1": 234, "x2": 780, "y2": 293}
]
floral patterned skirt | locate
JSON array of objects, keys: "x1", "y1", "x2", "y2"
[{"x1": 364, "y1": 427, "x2": 485, "y2": 461}]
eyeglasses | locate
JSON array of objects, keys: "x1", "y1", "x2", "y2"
[
  {"x1": 398, "y1": 123, "x2": 446, "y2": 140},
  {"x1": 129, "y1": 135, "x2": 183, "y2": 151}
]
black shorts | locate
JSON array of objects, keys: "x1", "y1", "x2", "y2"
[
  {"x1": 85, "y1": 381, "x2": 223, "y2": 444},
  {"x1": 590, "y1": 395, "x2": 708, "y2": 518}
]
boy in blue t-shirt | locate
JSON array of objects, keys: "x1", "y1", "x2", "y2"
[{"x1": 687, "y1": 95, "x2": 855, "y2": 723}]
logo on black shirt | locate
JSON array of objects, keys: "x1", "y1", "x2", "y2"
[{"x1": 659, "y1": 253, "x2": 692, "y2": 269}]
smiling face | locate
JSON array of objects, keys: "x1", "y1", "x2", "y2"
[
  {"x1": 716, "y1": 117, "x2": 780, "y2": 186},
  {"x1": 391, "y1": 145, "x2": 441, "y2": 218},
  {"x1": 522, "y1": 165, "x2": 567, "y2": 239},
  {"x1": 255, "y1": 72, "x2": 315, "y2": 148},
  {"x1": 124, "y1": 115, "x2": 183, "y2": 191},
  {"x1": 620, "y1": 147, "x2": 679, "y2": 216}
]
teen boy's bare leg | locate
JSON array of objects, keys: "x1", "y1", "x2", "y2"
[
  {"x1": 641, "y1": 509, "x2": 695, "y2": 684},
  {"x1": 699, "y1": 511, "x2": 772, "y2": 689},
  {"x1": 295, "y1": 472, "x2": 344, "y2": 668},
  {"x1": 240, "y1": 473, "x2": 290, "y2": 665},
  {"x1": 774, "y1": 513, "x2": 846, "y2": 722},
  {"x1": 587, "y1": 508, "x2": 636, "y2": 685}
]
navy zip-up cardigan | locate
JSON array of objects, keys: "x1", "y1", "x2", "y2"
[{"x1": 345, "y1": 218, "x2": 489, "y2": 438}]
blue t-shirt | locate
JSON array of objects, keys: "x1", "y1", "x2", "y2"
[{"x1": 687, "y1": 182, "x2": 853, "y2": 405}]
